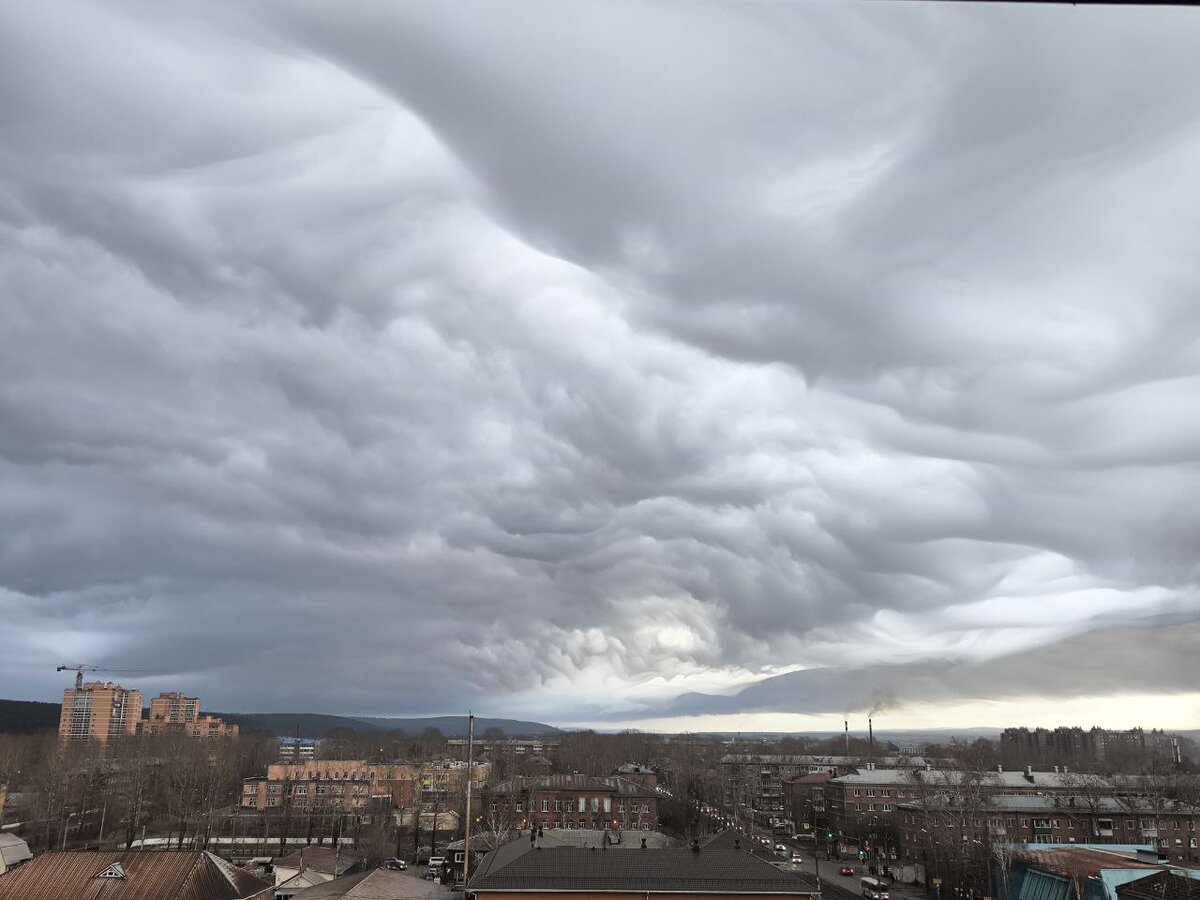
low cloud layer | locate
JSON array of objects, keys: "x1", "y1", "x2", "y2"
[{"x1": 3, "y1": 0, "x2": 1200, "y2": 724}]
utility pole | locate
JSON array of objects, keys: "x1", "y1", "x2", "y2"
[{"x1": 463, "y1": 713, "x2": 475, "y2": 887}]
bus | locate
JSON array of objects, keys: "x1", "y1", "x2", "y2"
[{"x1": 861, "y1": 877, "x2": 889, "y2": 900}]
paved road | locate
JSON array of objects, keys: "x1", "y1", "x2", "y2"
[{"x1": 779, "y1": 851, "x2": 929, "y2": 900}]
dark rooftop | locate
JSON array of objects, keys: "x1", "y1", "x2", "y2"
[{"x1": 470, "y1": 842, "x2": 819, "y2": 894}]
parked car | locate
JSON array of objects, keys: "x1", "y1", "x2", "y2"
[
  {"x1": 386, "y1": 858, "x2": 408, "y2": 871},
  {"x1": 840, "y1": 866, "x2": 856, "y2": 877},
  {"x1": 775, "y1": 843, "x2": 788, "y2": 852},
  {"x1": 427, "y1": 856, "x2": 446, "y2": 869}
]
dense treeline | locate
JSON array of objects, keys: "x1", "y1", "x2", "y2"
[
  {"x1": 0, "y1": 731, "x2": 277, "y2": 852},
  {"x1": 0, "y1": 699, "x2": 61, "y2": 734}
]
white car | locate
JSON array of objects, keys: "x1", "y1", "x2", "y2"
[{"x1": 775, "y1": 843, "x2": 788, "y2": 852}]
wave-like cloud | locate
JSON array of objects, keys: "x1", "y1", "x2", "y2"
[{"x1": 2, "y1": 0, "x2": 1200, "y2": 720}]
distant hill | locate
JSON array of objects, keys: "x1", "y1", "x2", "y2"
[
  {"x1": 208, "y1": 712, "x2": 560, "y2": 739},
  {"x1": 0, "y1": 698, "x2": 559, "y2": 740},
  {"x1": 350, "y1": 715, "x2": 562, "y2": 738},
  {"x1": 0, "y1": 698, "x2": 61, "y2": 734}
]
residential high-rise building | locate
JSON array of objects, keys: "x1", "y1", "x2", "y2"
[
  {"x1": 141, "y1": 692, "x2": 238, "y2": 738},
  {"x1": 58, "y1": 682, "x2": 143, "y2": 744},
  {"x1": 147, "y1": 691, "x2": 201, "y2": 726}
]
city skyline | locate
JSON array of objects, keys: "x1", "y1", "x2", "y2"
[{"x1": 3, "y1": 1, "x2": 1200, "y2": 731}]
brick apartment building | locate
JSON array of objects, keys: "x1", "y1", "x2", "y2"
[
  {"x1": 787, "y1": 772, "x2": 833, "y2": 831},
  {"x1": 897, "y1": 794, "x2": 1200, "y2": 863},
  {"x1": 721, "y1": 755, "x2": 939, "y2": 826},
  {"x1": 140, "y1": 692, "x2": 239, "y2": 738},
  {"x1": 484, "y1": 774, "x2": 662, "y2": 831},
  {"x1": 59, "y1": 682, "x2": 143, "y2": 744},
  {"x1": 241, "y1": 761, "x2": 417, "y2": 812},
  {"x1": 825, "y1": 765, "x2": 1127, "y2": 846}
]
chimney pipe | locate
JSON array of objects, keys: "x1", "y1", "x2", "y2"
[
  {"x1": 845, "y1": 720, "x2": 850, "y2": 756},
  {"x1": 869, "y1": 717, "x2": 875, "y2": 759}
]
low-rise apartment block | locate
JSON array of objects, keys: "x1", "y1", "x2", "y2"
[
  {"x1": 484, "y1": 773, "x2": 662, "y2": 831},
  {"x1": 241, "y1": 761, "x2": 417, "y2": 812},
  {"x1": 721, "y1": 754, "x2": 940, "y2": 825},
  {"x1": 897, "y1": 795, "x2": 1200, "y2": 863},
  {"x1": 825, "y1": 765, "x2": 1127, "y2": 842}
]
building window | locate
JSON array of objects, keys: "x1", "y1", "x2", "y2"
[
  {"x1": 554, "y1": 800, "x2": 561, "y2": 812},
  {"x1": 591, "y1": 797, "x2": 600, "y2": 813},
  {"x1": 883, "y1": 805, "x2": 892, "y2": 812},
  {"x1": 579, "y1": 797, "x2": 586, "y2": 813},
  {"x1": 542, "y1": 799, "x2": 549, "y2": 812},
  {"x1": 515, "y1": 802, "x2": 523, "y2": 812},
  {"x1": 604, "y1": 797, "x2": 612, "y2": 813}
]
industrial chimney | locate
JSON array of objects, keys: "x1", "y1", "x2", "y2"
[
  {"x1": 844, "y1": 719, "x2": 850, "y2": 755},
  {"x1": 869, "y1": 717, "x2": 875, "y2": 759}
]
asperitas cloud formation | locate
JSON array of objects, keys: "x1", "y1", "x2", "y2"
[{"x1": 2, "y1": 0, "x2": 1200, "y2": 729}]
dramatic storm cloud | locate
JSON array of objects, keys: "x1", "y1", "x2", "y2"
[{"x1": 3, "y1": 0, "x2": 1200, "y2": 727}]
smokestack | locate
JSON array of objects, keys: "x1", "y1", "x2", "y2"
[
  {"x1": 869, "y1": 717, "x2": 875, "y2": 759},
  {"x1": 845, "y1": 719, "x2": 850, "y2": 755}
]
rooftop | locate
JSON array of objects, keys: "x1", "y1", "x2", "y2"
[
  {"x1": 470, "y1": 839, "x2": 819, "y2": 894},
  {"x1": 489, "y1": 774, "x2": 660, "y2": 798},
  {"x1": 832, "y1": 769, "x2": 1095, "y2": 789},
  {"x1": 900, "y1": 794, "x2": 1200, "y2": 813},
  {"x1": 721, "y1": 754, "x2": 937, "y2": 767},
  {"x1": 275, "y1": 845, "x2": 362, "y2": 876},
  {"x1": 0, "y1": 850, "x2": 270, "y2": 900},
  {"x1": 0, "y1": 833, "x2": 32, "y2": 869},
  {"x1": 289, "y1": 868, "x2": 456, "y2": 899}
]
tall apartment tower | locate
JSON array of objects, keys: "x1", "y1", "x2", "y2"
[
  {"x1": 143, "y1": 692, "x2": 239, "y2": 739},
  {"x1": 148, "y1": 692, "x2": 201, "y2": 727},
  {"x1": 59, "y1": 682, "x2": 143, "y2": 744}
]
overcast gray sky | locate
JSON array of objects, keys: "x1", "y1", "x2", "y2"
[{"x1": 3, "y1": 0, "x2": 1200, "y2": 731}]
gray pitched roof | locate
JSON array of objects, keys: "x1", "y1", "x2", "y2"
[
  {"x1": 0, "y1": 833, "x2": 32, "y2": 869},
  {"x1": 489, "y1": 774, "x2": 659, "y2": 798},
  {"x1": 901, "y1": 794, "x2": 1200, "y2": 814},
  {"x1": 470, "y1": 843, "x2": 818, "y2": 894},
  {"x1": 832, "y1": 769, "x2": 1091, "y2": 790},
  {"x1": 290, "y1": 868, "x2": 454, "y2": 899}
]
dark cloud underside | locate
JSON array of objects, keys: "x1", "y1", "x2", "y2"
[{"x1": 2, "y1": 0, "x2": 1200, "y2": 721}]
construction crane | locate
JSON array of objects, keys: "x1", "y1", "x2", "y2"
[{"x1": 56, "y1": 664, "x2": 155, "y2": 690}]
